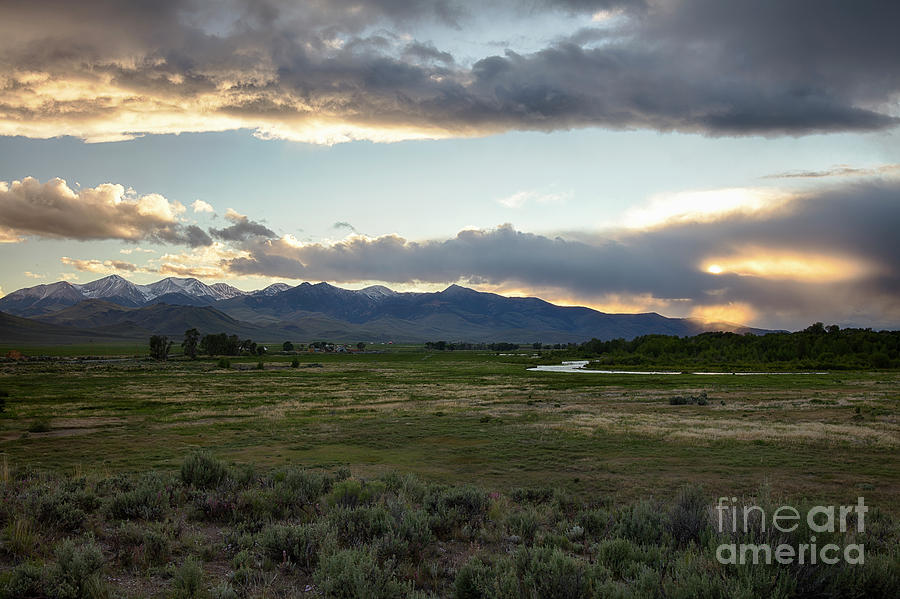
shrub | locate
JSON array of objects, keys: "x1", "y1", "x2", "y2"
[
  {"x1": 515, "y1": 546, "x2": 591, "y2": 599},
  {"x1": 378, "y1": 508, "x2": 434, "y2": 560},
  {"x1": 396, "y1": 508, "x2": 433, "y2": 555},
  {"x1": 327, "y1": 479, "x2": 385, "y2": 508},
  {"x1": 110, "y1": 522, "x2": 172, "y2": 568},
  {"x1": 426, "y1": 485, "x2": 489, "y2": 539},
  {"x1": 381, "y1": 471, "x2": 427, "y2": 503},
  {"x1": 228, "y1": 549, "x2": 267, "y2": 587},
  {"x1": 328, "y1": 505, "x2": 393, "y2": 547},
  {"x1": 594, "y1": 537, "x2": 638, "y2": 580},
  {"x1": 510, "y1": 487, "x2": 554, "y2": 504},
  {"x1": 192, "y1": 489, "x2": 237, "y2": 522},
  {"x1": 47, "y1": 537, "x2": 107, "y2": 599},
  {"x1": 171, "y1": 556, "x2": 204, "y2": 599},
  {"x1": 217, "y1": 358, "x2": 231, "y2": 369},
  {"x1": 259, "y1": 523, "x2": 325, "y2": 572},
  {"x1": 27, "y1": 418, "x2": 52, "y2": 433},
  {"x1": 181, "y1": 451, "x2": 229, "y2": 489},
  {"x1": 36, "y1": 485, "x2": 97, "y2": 533},
  {"x1": 3, "y1": 562, "x2": 44, "y2": 597},
  {"x1": 313, "y1": 548, "x2": 408, "y2": 599},
  {"x1": 668, "y1": 484, "x2": 709, "y2": 547},
  {"x1": 255, "y1": 361, "x2": 264, "y2": 370},
  {"x1": 612, "y1": 499, "x2": 668, "y2": 545},
  {"x1": 575, "y1": 509, "x2": 609, "y2": 539},
  {"x1": 453, "y1": 556, "x2": 510, "y2": 599},
  {"x1": 505, "y1": 509, "x2": 540, "y2": 544},
  {"x1": 234, "y1": 487, "x2": 285, "y2": 523},
  {"x1": 669, "y1": 392, "x2": 710, "y2": 406},
  {"x1": 210, "y1": 582, "x2": 239, "y2": 599},
  {"x1": 282, "y1": 468, "x2": 331, "y2": 506},
  {"x1": 291, "y1": 358, "x2": 300, "y2": 368},
  {"x1": 105, "y1": 474, "x2": 168, "y2": 520}
]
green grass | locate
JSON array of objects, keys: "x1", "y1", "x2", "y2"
[
  {"x1": 1, "y1": 350, "x2": 897, "y2": 515},
  {"x1": 0, "y1": 343, "x2": 148, "y2": 357}
]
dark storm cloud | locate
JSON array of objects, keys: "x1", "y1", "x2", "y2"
[
  {"x1": 225, "y1": 181, "x2": 900, "y2": 328},
  {"x1": 160, "y1": 224, "x2": 214, "y2": 248},
  {"x1": 0, "y1": 0, "x2": 897, "y2": 141},
  {"x1": 403, "y1": 42, "x2": 455, "y2": 64},
  {"x1": 209, "y1": 210, "x2": 276, "y2": 242}
]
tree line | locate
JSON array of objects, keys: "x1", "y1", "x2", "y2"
[
  {"x1": 577, "y1": 323, "x2": 900, "y2": 369},
  {"x1": 425, "y1": 341, "x2": 520, "y2": 351},
  {"x1": 149, "y1": 331, "x2": 369, "y2": 360},
  {"x1": 149, "y1": 329, "x2": 267, "y2": 360}
]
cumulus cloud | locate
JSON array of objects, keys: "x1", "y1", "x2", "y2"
[
  {"x1": 0, "y1": 0, "x2": 896, "y2": 143},
  {"x1": 223, "y1": 181, "x2": 900, "y2": 329},
  {"x1": 191, "y1": 199, "x2": 215, "y2": 213},
  {"x1": 0, "y1": 177, "x2": 211, "y2": 246}
]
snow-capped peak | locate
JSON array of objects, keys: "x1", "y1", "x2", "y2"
[
  {"x1": 141, "y1": 277, "x2": 247, "y2": 301},
  {"x1": 76, "y1": 275, "x2": 150, "y2": 302},
  {"x1": 359, "y1": 285, "x2": 396, "y2": 300},
  {"x1": 253, "y1": 283, "x2": 292, "y2": 297}
]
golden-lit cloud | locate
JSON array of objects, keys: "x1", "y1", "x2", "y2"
[
  {"x1": 701, "y1": 249, "x2": 877, "y2": 282},
  {"x1": 0, "y1": 177, "x2": 210, "y2": 245},
  {"x1": 219, "y1": 179, "x2": 900, "y2": 329},
  {"x1": 0, "y1": 229, "x2": 22, "y2": 243},
  {"x1": 0, "y1": 0, "x2": 897, "y2": 144},
  {"x1": 690, "y1": 303, "x2": 757, "y2": 326},
  {"x1": 154, "y1": 243, "x2": 250, "y2": 280},
  {"x1": 60, "y1": 257, "x2": 143, "y2": 275},
  {"x1": 622, "y1": 188, "x2": 789, "y2": 229}
]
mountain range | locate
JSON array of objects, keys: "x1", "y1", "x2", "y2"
[{"x1": 0, "y1": 275, "x2": 773, "y2": 345}]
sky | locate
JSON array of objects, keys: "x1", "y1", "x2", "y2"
[{"x1": 1, "y1": 0, "x2": 899, "y2": 330}]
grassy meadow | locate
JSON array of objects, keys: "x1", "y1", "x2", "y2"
[{"x1": 0, "y1": 349, "x2": 898, "y2": 597}]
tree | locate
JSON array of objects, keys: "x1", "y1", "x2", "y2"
[
  {"x1": 356, "y1": 342, "x2": 366, "y2": 351},
  {"x1": 283, "y1": 341, "x2": 294, "y2": 352},
  {"x1": 149, "y1": 335, "x2": 173, "y2": 360},
  {"x1": 200, "y1": 333, "x2": 241, "y2": 356},
  {"x1": 240, "y1": 339, "x2": 257, "y2": 355},
  {"x1": 182, "y1": 328, "x2": 200, "y2": 359}
]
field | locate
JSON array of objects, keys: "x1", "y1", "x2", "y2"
[
  {"x1": 2, "y1": 350, "x2": 899, "y2": 509},
  {"x1": 1, "y1": 349, "x2": 898, "y2": 597}
]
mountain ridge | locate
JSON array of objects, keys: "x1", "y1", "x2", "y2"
[{"x1": 0, "y1": 275, "x2": 776, "y2": 343}]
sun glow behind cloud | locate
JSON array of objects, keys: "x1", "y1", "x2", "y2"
[
  {"x1": 623, "y1": 188, "x2": 789, "y2": 229},
  {"x1": 690, "y1": 302, "x2": 757, "y2": 326},
  {"x1": 702, "y1": 249, "x2": 876, "y2": 282}
]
